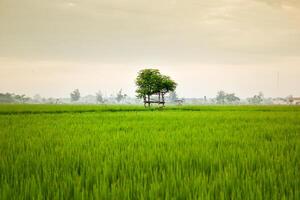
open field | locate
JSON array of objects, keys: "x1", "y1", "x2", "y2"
[{"x1": 0, "y1": 105, "x2": 299, "y2": 199}]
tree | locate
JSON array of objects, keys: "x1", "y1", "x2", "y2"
[
  {"x1": 216, "y1": 91, "x2": 240, "y2": 104},
  {"x1": 70, "y1": 89, "x2": 80, "y2": 102},
  {"x1": 0, "y1": 93, "x2": 31, "y2": 104},
  {"x1": 247, "y1": 92, "x2": 264, "y2": 104},
  {"x1": 286, "y1": 95, "x2": 294, "y2": 104},
  {"x1": 47, "y1": 98, "x2": 56, "y2": 104},
  {"x1": 33, "y1": 94, "x2": 42, "y2": 103},
  {"x1": 96, "y1": 90, "x2": 104, "y2": 104},
  {"x1": 14, "y1": 94, "x2": 30, "y2": 103},
  {"x1": 216, "y1": 91, "x2": 226, "y2": 104},
  {"x1": 116, "y1": 89, "x2": 127, "y2": 103},
  {"x1": 135, "y1": 69, "x2": 177, "y2": 107},
  {"x1": 0, "y1": 93, "x2": 15, "y2": 103},
  {"x1": 225, "y1": 93, "x2": 240, "y2": 104},
  {"x1": 159, "y1": 75, "x2": 177, "y2": 103},
  {"x1": 135, "y1": 69, "x2": 162, "y2": 106},
  {"x1": 168, "y1": 91, "x2": 178, "y2": 102}
]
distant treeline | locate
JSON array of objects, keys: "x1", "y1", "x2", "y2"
[
  {"x1": 0, "y1": 90, "x2": 295, "y2": 105},
  {"x1": 0, "y1": 93, "x2": 31, "y2": 104}
]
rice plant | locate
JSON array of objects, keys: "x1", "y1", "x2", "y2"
[{"x1": 0, "y1": 105, "x2": 299, "y2": 199}]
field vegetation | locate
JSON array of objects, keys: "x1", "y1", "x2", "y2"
[{"x1": 0, "y1": 105, "x2": 299, "y2": 199}]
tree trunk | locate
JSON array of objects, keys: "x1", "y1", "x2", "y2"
[
  {"x1": 147, "y1": 95, "x2": 150, "y2": 107},
  {"x1": 158, "y1": 92, "x2": 161, "y2": 103}
]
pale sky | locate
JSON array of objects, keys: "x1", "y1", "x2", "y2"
[{"x1": 0, "y1": 0, "x2": 300, "y2": 98}]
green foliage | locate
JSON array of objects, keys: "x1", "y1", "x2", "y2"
[
  {"x1": 0, "y1": 105, "x2": 299, "y2": 199},
  {"x1": 135, "y1": 69, "x2": 161, "y2": 98},
  {"x1": 160, "y1": 75, "x2": 177, "y2": 94},
  {"x1": 135, "y1": 69, "x2": 177, "y2": 100}
]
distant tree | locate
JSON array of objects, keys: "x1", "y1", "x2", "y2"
[
  {"x1": 0, "y1": 93, "x2": 31, "y2": 104},
  {"x1": 247, "y1": 92, "x2": 264, "y2": 104},
  {"x1": 33, "y1": 94, "x2": 42, "y2": 103},
  {"x1": 116, "y1": 89, "x2": 127, "y2": 103},
  {"x1": 168, "y1": 91, "x2": 178, "y2": 102},
  {"x1": 286, "y1": 95, "x2": 294, "y2": 104},
  {"x1": 96, "y1": 90, "x2": 104, "y2": 104},
  {"x1": 216, "y1": 91, "x2": 240, "y2": 104},
  {"x1": 47, "y1": 98, "x2": 56, "y2": 104},
  {"x1": 23, "y1": 95, "x2": 31, "y2": 103},
  {"x1": 14, "y1": 94, "x2": 30, "y2": 103},
  {"x1": 225, "y1": 93, "x2": 240, "y2": 104},
  {"x1": 0, "y1": 93, "x2": 15, "y2": 103},
  {"x1": 216, "y1": 91, "x2": 226, "y2": 104},
  {"x1": 70, "y1": 89, "x2": 80, "y2": 102}
]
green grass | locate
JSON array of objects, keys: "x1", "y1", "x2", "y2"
[{"x1": 0, "y1": 105, "x2": 299, "y2": 199}]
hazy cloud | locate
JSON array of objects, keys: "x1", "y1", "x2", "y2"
[
  {"x1": 0, "y1": 0, "x2": 300, "y2": 97},
  {"x1": 1, "y1": 0, "x2": 299, "y2": 64}
]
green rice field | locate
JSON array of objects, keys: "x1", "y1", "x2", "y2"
[{"x1": 0, "y1": 105, "x2": 299, "y2": 199}]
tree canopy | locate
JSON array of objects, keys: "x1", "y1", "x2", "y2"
[
  {"x1": 216, "y1": 90, "x2": 240, "y2": 104},
  {"x1": 96, "y1": 90, "x2": 104, "y2": 104},
  {"x1": 116, "y1": 89, "x2": 127, "y2": 103},
  {"x1": 70, "y1": 89, "x2": 80, "y2": 102},
  {"x1": 0, "y1": 93, "x2": 30, "y2": 104},
  {"x1": 247, "y1": 92, "x2": 264, "y2": 104},
  {"x1": 135, "y1": 69, "x2": 177, "y2": 107}
]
